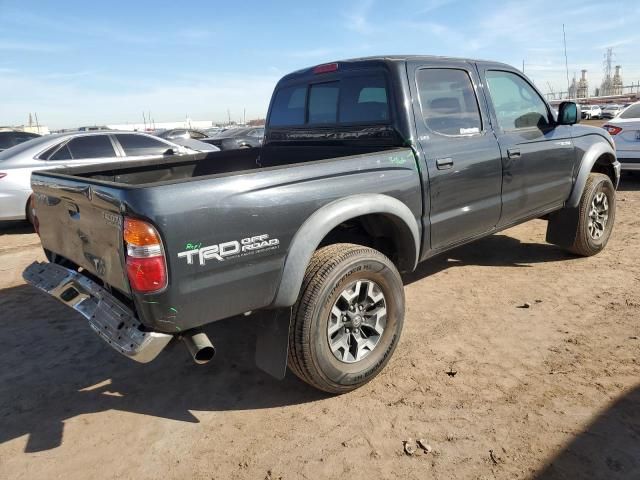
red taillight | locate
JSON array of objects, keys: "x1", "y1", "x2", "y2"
[
  {"x1": 313, "y1": 63, "x2": 338, "y2": 74},
  {"x1": 603, "y1": 125, "x2": 622, "y2": 135},
  {"x1": 126, "y1": 256, "x2": 167, "y2": 293},
  {"x1": 124, "y1": 217, "x2": 167, "y2": 293}
]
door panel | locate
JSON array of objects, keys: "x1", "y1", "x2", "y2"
[
  {"x1": 480, "y1": 68, "x2": 575, "y2": 225},
  {"x1": 408, "y1": 60, "x2": 503, "y2": 254}
]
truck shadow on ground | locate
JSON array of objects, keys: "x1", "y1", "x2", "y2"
[
  {"x1": 0, "y1": 285, "x2": 326, "y2": 453},
  {"x1": 0, "y1": 220, "x2": 33, "y2": 236},
  {"x1": 618, "y1": 172, "x2": 640, "y2": 191},
  {"x1": 534, "y1": 385, "x2": 640, "y2": 480},
  {"x1": 403, "y1": 233, "x2": 576, "y2": 285}
]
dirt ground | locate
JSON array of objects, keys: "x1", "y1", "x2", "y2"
[{"x1": 0, "y1": 174, "x2": 639, "y2": 480}]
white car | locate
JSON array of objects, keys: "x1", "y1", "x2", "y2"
[
  {"x1": 603, "y1": 102, "x2": 640, "y2": 171},
  {"x1": 581, "y1": 104, "x2": 602, "y2": 120},
  {"x1": 0, "y1": 131, "x2": 218, "y2": 222},
  {"x1": 601, "y1": 104, "x2": 624, "y2": 119}
]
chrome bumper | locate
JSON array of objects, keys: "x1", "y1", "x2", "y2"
[{"x1": 23, "y1": 261, "x2": 172, "y2": 363}]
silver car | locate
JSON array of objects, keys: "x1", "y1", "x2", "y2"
[
  {"x1": 0, "y1": 131, "x2": 218, "y2": 222},
  {"x1": 603, "y1": 102, "x2": 640, "y2": 171},
  {"x1": 601, "y1": 104, "x2": 624, "y2": 119}
]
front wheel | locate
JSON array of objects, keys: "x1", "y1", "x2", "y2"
[
  {"x1": 569, "y1": 173, "x2": 616, "y2": 256},
  {"x1": 288, "y1": 243, "x2": 405, "y2": 393}
]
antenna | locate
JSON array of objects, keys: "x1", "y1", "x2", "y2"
[{"x1": 563, "y1": 24, "x2": 570, "y2": 99}]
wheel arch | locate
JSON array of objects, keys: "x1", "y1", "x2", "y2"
[
  {"x1": 271, "y1": 194, "x2": 420, "y2": 308},
  {"x1": 567, "y1": 140, "x2": 619, "y2": 208}
]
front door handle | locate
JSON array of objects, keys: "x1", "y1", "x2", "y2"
[
  {"x1": 436, "y1": 157, "x2": 454, "y2": 170},
  {"x1": 507, "y1": 148, "x2": 521, "y2": 159}
]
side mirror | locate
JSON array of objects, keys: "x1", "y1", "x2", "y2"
[
  {"x1": 164, "y1": 148, "x2": 178, "y2": 155},
  {"x1": 557, "y1": 102, "x2": 580, "y2": 125}
]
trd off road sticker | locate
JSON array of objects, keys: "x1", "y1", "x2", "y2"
[{"x1": 178, "y1": 233, "x2": 279, "y2": 266}]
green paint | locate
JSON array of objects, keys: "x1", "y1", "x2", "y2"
[
  {"x1": 185, "y1": 242, "x2": 202, "y2": 250},
  {"x1": 169, "y1": 307, "x2": 178, "y2": 313}
]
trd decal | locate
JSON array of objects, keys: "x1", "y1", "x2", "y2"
[{"x1": 178, "y1": 234, "x2": 279, "y2": 265}]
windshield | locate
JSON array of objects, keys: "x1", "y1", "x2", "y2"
[{"x1": 0, "y1": 134, "x2": 57, "y2": 161}]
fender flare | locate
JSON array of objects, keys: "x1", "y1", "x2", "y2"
[
  {"x1": 567, "y1": 141, "x2": 619, "y2": 208},
  {"x1": 271, "y1": 194, "x2": 420, "y2": 308}
]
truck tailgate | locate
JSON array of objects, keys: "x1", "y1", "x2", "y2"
[{"x1": 32, "y1": 175, "x2": 130, "y2": 294}]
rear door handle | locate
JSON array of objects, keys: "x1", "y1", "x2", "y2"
[
  {"x1": 436, "y1": 157, "x2": 454, "y2": 170},
  {"x1": 507, "y1": 148, "x2": 521, "y2": 159}
]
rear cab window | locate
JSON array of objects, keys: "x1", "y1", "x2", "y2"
[{"x1": 268, "y1": 71, "x2": 391, "y2": 127}]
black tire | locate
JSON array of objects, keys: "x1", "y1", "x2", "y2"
[
  {"x1": 25, "y1": 196, "x2": 35, "y2": 226},
  {"x1": 288, "y1": 243, "x2": 405, "y2": 394},
  {"x1": 569, "y1": 173, "x2": 616, "y2": 256}
]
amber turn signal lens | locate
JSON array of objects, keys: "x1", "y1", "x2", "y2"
[{"x1": 124, "y1": 218, "x2": 161, "y2": 247}]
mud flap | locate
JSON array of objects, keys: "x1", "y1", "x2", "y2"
[
  {"x1": 255, "y1": 307, "x2": 292, "y2": 380},
  {"x1": 546, "y1": 207, "x2": 579, "y2": 249}
]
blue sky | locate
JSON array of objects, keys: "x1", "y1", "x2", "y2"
[{"x1": 1, "y1": 0, "x2": 639, "y2": 128}]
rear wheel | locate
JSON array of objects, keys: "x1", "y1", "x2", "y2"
[
  {"x1": 25, "y1": 196, "x2": 35, "y2": 226},
  {"x1": 568, "y1": 173, "x2": 616, "y2": 256},
  {"x1": 288, "y1": 243, "x2": 405, "y2": 393}
]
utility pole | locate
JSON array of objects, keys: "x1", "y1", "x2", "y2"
[
  {"x1": 563, "y1": 24, "x2": 570, "y2": 99},
  {"x1": 227, "y1": 108, "x2": 231, "y2": 125},
  {"x1": 34, "y1": 112, "x2": 40, "y2": 134},
  {"x1": 142, "y1": 112, "x2": 147, "y2": 131},
  {"x1": 522, "y1": 59, "x2": 525, "y2": 74}
]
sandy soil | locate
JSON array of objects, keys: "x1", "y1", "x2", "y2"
[{"x1": 0, "y1": 175, "x2": 639, "y2": 480}]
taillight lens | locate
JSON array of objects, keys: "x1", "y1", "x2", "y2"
[
  {"x1": 124, "y1": 217, "x2": 167, "y2": 293},
  {"x1": 603, "y1": 125, "x2": 622, "y2": 135}
]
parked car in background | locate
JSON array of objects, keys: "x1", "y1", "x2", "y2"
[
  {"x1": 603, "y1": 102, "x2": 640, "y2": 170},
  {"x1": 204, "y1": 127, "x2": 224, "y2": 137},
  {"x1": 0, "y1": 130, "x2": 41, "y2": 152},
  {"x1": 203, "y1": 127, "x2": 264, "y2": 150},
  {"x1": 156, "y1": 128, "x2": 209, "y2": 141},
  {"x1": 0, "y1": 131, "x2": 217, "y2": 222},
  {"x1": 601, "y1": 104, "x2": 624, "y2": 119},
  {"x1": 581, "y1": 104, "x2": 602, "y2": 119}
]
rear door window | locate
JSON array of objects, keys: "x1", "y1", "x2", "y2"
[
  {"x1": 115, "y1": 134, "x2": 171, "y2": 156},
  {"x1": 66, "y1": 135, "x2": 117, "y2": 159},
  {"x1": 49, "y1": 144, "x2": 72, "y2": 161},
  {"x1": 416, "y1": 68, "x2": 482, "y2": 135},
  {"x1": 620, "y1": 104, "x2": 640, "y2": 119}
]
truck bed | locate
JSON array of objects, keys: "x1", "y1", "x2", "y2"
[
  {"x1": 56, "y1": 144, "x2": 400, "y2": 187},
  {"x1": 30, "y1": 146, "x2": 422, "y2": 333}
]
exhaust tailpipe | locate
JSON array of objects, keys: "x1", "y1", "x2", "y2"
[{"x1": 183, "y1": 330, "x2": 216, "y2": 364}]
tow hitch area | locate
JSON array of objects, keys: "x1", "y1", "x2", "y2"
[{"x1": 23, "y1": 261, "x2": 172, "y2": 363}]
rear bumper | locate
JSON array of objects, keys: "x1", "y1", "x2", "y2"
[
  {"x1": 23, "y1": 261, "x2": 172, "y2": 363},
  {"x1": 616, "y1": 151, "x2": 640, "y2": 171}
]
